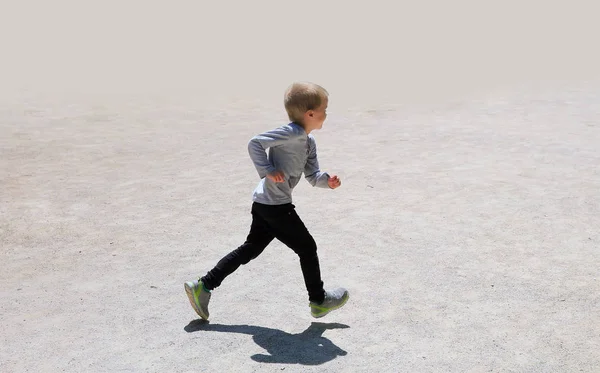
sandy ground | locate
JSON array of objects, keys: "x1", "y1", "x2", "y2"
[{"x1": 2, "y1": 2, "x2": 600, "y2": 372}]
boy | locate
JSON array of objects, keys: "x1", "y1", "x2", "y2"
[{"x1": 185, "y1": 82, "x2": 349, "y2": 320}]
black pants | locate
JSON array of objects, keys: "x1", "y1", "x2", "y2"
[{"x1": 201, "y1": 202, "x2": 326, "y2": 303}]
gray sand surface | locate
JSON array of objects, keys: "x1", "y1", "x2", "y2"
[{"x1": 2, "y1": 2, "x2": 599, "y2": 372}]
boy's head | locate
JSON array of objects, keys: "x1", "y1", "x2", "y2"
[{"x1": 284, "y1": 82, "x2": 328, "y2": 132}]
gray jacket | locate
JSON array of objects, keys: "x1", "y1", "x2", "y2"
[{"x1": 248, "y1": 122, "x2": 331, "y2": 205}]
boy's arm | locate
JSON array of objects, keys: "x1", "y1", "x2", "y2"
[
  {"x1": 248, "y1": 127, "x2": 291, "y2": 178},
  {"x1": 304, "y1": 138, "x2": 331, "y2": 188}
]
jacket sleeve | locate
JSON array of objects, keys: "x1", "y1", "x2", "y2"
[
  {"x1": 248, "y1": 126, "x2": 291, "y2": 179},
  {"x1": 304, "y1": 136, "x2": 330, "y2": 188}
]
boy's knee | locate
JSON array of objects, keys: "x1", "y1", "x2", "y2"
[
  {"x1": 307, "y1": 240, "x2": 318, "y2": 254},
  {"x1": 293, "y1": 238, "x2": 318, "y2": 257},
  {"x1": 237, "y1": 243, "x2": 266, "y2": 264}
]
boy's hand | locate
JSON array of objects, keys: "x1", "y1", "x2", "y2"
[
  {"x1": 328, "y1": 175, "x2": 342, "y2": 189},
  {"x1": 267, "y1": 171, "x2": 285, "y2": 183}
]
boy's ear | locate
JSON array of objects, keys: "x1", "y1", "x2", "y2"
[{"x1": 307, "y1": 110, "x2": 314, "y2": 118}]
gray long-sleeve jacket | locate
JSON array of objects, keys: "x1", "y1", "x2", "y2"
[{"x1": 248, "y1": 122, "x2": 331, "y2": 205}]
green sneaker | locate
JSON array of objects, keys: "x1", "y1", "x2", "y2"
[
  {"x1": 184, "y1": 280, "x2": 211, "y2": 320},
  {"x1": 310, "y1": 288, "x2": 349, "y2": 318}
]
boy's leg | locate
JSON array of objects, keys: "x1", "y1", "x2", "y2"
[
  {"x1": 200, "y1": 204, "x2": 275, "y2": 290},
  {"x1": 253, "y1": 203, "x2": 326, "y2": 304}
]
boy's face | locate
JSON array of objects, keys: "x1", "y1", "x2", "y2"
[{"x1": 304, "y1": 98, "x2": 328, "y2": 131}]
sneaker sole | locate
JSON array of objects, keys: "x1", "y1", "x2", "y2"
[
  {"x1": 184, "y1": 282, "x2": 209, "y2": 320},
  {"x1": 311, "y1": 293, "x2": 349, "y2": 318}
]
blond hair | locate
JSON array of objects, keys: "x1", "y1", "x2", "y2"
[{"x1": 284, "y1": 82, "x2": 329, "y2": 124}]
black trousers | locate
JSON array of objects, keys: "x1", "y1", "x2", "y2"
[{"x1": 201, "y1": 202, "x2": 326, "y2": 303}]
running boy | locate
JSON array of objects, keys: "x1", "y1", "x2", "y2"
[{"x1": 185, "y1": 82, "x2": 349, "y2": 319}]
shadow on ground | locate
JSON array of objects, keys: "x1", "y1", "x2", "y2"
[{"x1": 185, "y1": 320, "x2": 349, "y2": 365}]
